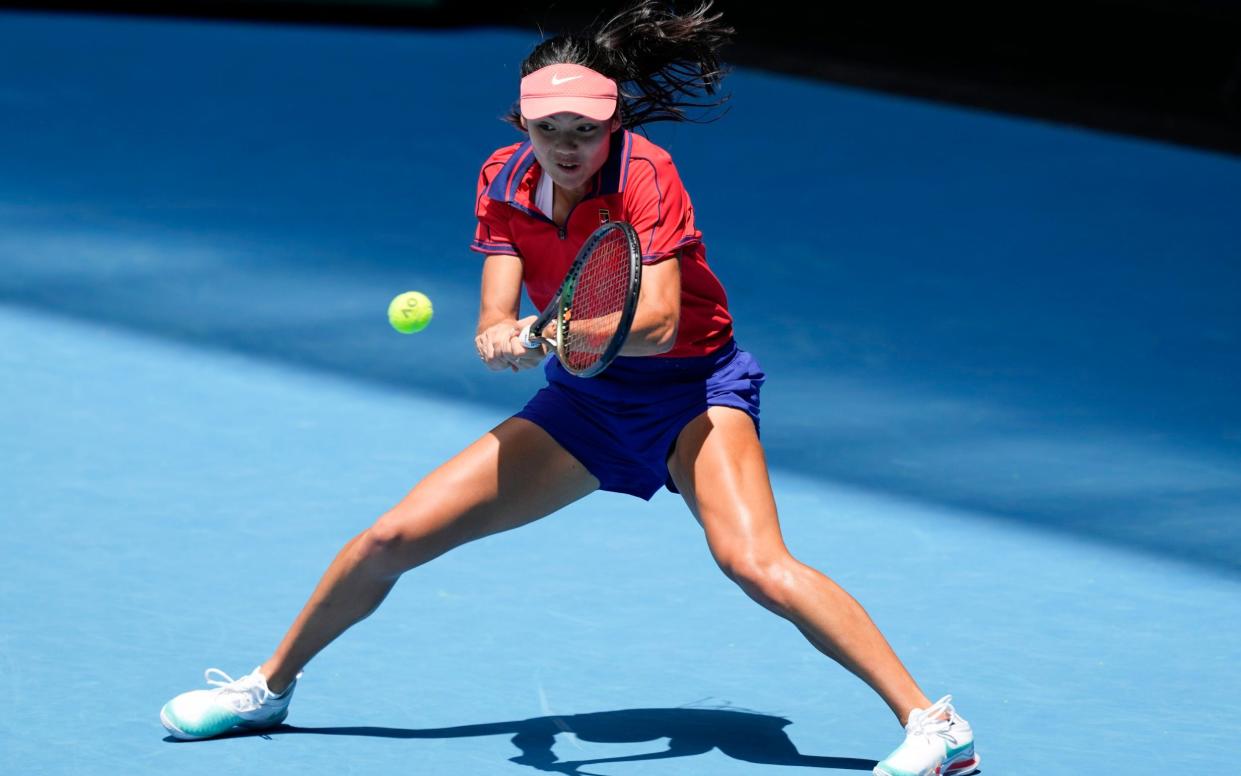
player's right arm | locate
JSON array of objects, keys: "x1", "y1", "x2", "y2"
[
  {"x1": 475, "y1": 254, "x2": 543, "y2": 372},
  {"x1": 472, "y1": 147, "x2": 546, "y2": 372}
]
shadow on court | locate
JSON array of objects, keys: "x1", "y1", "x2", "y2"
[{"x1": 167, "y1": 708, "x2": 878, "y2": 774}]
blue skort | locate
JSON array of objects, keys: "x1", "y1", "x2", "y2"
[{"x1": 515, "y1": 339, "x2": 766, "y2": 500}]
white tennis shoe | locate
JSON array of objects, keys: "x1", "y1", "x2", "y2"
[
  {"x1": 873, "y1": 695, "x2": 979, "y2": 776},
  {"x1": 160, "y1": 667, "x2": 298, "y2": 740}
]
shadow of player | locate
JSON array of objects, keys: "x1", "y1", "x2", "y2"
[{"x1": 203, "y1": 705, "x2": 880, "y2": 773}]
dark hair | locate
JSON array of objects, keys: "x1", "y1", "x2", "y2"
[{"x1": 504, "y1": 0, "x2": 733, "y2": 131}]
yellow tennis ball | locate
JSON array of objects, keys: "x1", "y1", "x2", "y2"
[{"x1": 388, "y1": 291, "x2": 433, "y2": 334}]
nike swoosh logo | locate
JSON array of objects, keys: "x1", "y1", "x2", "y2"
[{"x1": 551, "y1": 74, "x2": 584, "y2": 86}]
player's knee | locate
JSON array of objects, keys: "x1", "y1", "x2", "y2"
[
  {"x1": 717, "y1": 551, "x2": 798, "y2": 614},
  {"x1": 356, "y1": 511, "x2": 423, "y2": 573}
]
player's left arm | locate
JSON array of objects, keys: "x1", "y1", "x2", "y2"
[{"x1": 619, "y1": 252, "x2": 680, "y2": 357}]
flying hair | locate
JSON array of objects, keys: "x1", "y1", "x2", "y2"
[{"x1": 505, "y1": 0, "x2": 733, "y2": 131}]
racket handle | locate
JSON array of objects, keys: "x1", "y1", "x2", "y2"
[{"x1": 519, "y1": 322, "x2": 540, "y2": 349}]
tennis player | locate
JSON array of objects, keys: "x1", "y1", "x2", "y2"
[{"x1": 160, "y1": 3, "x2": 978, "y2": 774}]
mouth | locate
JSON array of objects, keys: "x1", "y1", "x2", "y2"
[{"x1": 555, "y1": 161, "x2": 580, "y2": 171}]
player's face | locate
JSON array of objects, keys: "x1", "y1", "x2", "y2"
[{"x1": 524, "y1": 111, "x2": 620, "y2": 195}]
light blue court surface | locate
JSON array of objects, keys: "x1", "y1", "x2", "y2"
[{"x1": 2, "y1": 10, "x2": 1239, "y2": 776}]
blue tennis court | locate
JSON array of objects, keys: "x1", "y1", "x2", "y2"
[{"x1": 2, "y1": 10, "x2": 1239, "y2": 775}]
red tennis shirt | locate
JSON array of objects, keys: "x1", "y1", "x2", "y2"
[{"x1": 470, "y1": 130, "x2": 733, "y2": 358}]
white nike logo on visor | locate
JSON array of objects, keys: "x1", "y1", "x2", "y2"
[{"x1": 550, "y1": 74, "x2": 584, "y2": 86}]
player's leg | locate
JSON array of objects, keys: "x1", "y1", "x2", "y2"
[
  {"x1": 161, "y1": 417, "x2": 597, "y2": 739},
  {"x1": 666, "y1": 406, "x2": 931, "y2": 721},
  {"x1": 258, "y1": 416, "x2": 597, "y2": 691},
  {"x1": 667, "y1": 406, "x2": 979, "y2": 776}
]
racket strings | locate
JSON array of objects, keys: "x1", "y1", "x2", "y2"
[{"x1": 563, "y1": 230, "x2": 632, "y2": 372}]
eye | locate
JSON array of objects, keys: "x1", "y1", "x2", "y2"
[
  {"x1": 536, "y1": 122, "x2": 556, "y2": 133},
  {"x1": 575, "y1": 124, "x2": 598, "y2": 134}
]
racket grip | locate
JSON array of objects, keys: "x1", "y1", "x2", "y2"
[{"x1": 519, "y1": 322, "x2": 540, "y2": 349}]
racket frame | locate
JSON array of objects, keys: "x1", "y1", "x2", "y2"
[{"x1": 520, "y1": 220, "x2": 643, "y2": 378}]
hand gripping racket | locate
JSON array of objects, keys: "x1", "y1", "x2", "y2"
[{"x1": 519, "y1": 220, "x2": 642, "y2": 378}]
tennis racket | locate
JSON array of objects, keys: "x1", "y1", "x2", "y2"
[{"x1": 519, "y1": 220, "x2": 642, "y2": 378}]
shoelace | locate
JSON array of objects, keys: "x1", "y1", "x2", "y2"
[
  {"x1": 204, "y1": 668, "x2": 271, "y2": 714},
  {"x1": 906, "y1": 695, "x2": 959, "y2": 747}
]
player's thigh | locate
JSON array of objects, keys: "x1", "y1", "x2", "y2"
[
  {"x1": 369, "y1": 416, "x2": 598, "y2": 567},
  {"x1": 667, "y1": 406, "x2": 789, "y2": 567}
]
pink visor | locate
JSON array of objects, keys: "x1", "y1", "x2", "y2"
[{"x1": 520, "y1": 64, "x2": 618, "y2": 121}]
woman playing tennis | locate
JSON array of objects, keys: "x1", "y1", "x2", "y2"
[{"x1": 160, "y1": 3, "x2": 978, "y2": 774}]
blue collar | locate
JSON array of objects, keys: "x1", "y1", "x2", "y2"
[{"x1": 486, "y1": 129, "x2": 632, "y2": 207}]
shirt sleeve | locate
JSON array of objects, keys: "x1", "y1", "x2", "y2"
[
  {"x1": 625, "y1": 154, "x2": 702, "y2": 265},
  {"x1": 470, "y1": 161, "x2": 519, "y2": 257}
]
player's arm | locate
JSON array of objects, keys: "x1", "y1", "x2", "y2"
[
  {"x1": 619, "y1": 253, "x2": 681, "y2": 357},
  {"x1": 475, "y1": 253, "x2": 544, "y2": 371}
]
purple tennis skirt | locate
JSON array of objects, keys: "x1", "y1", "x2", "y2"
[{"x1": 514, "y1": 339, "x2": 766, "y2": 500}]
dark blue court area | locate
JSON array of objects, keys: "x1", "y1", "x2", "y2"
[{"x1": 2, "y1": 9, "x2": 1239, "y2": 775}]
